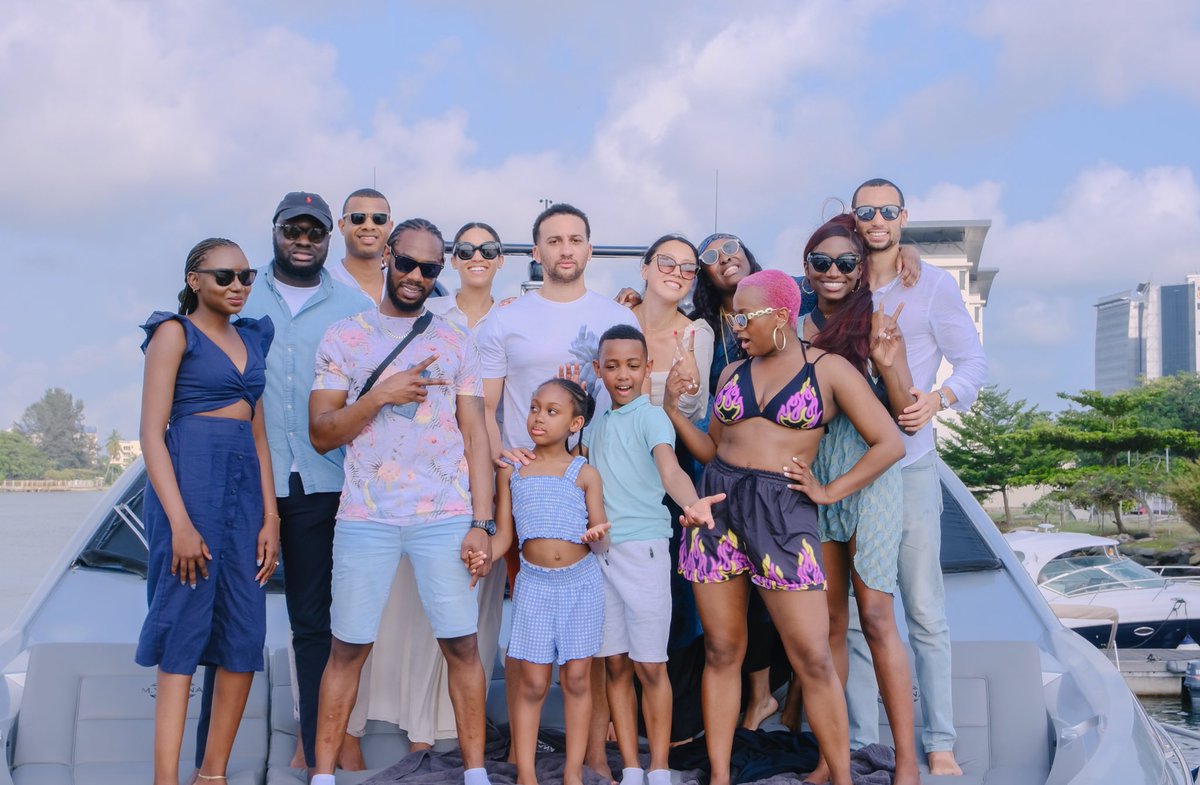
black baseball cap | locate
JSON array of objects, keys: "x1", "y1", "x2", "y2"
[{"x1": 273, "y1": 191, "x2": 333, "y2": 230}]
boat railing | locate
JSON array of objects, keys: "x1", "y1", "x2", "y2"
[{"x1": 1146, "y1": 565, "x2": 1200, "y2": 583}]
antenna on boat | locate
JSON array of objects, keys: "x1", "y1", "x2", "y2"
[{"x1": 713, "y1": 169, "x2": 719, "y2": 231}]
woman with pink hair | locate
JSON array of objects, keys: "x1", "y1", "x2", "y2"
[{"x1": 663, "y1": 269, "x2": 904, "y2": 785}]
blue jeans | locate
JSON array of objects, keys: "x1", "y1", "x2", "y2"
[{"x1": 845, "y1": 450, "x2": 954, "y2": 753}]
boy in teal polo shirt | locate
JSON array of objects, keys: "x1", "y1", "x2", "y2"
[{"x1": 584, "y1": 324, "x2": 724, "y2": 785}]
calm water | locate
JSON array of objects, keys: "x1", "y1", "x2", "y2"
[{"x1": 0, "y1": 490, "x2": 104, "y2": 629}]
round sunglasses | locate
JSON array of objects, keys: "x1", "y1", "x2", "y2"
[
  {"x1": 344, "y1": 212, "x2": 389, "y2": 226},
  {"x1": 699, "y1": 238, "x2": 741, "y2": 266},
  {"x1": 853, "y1": 204, "x2": 903, "y2": 222},
  {"x1": 805, "y1": 252, "x2": 860, "y2": 274},
  {"x1": 193, "y1": 268, "x2": 257, "y2": 287},
  {"x1": 453, "y1": 241, "x2": 502, "y2": 261},
  {"x1": 653, "y1": 254, "x2": 698, "y2": 279}
]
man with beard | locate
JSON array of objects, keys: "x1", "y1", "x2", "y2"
[
  {"x1": 238, "y1": 191, "x2": 368, "y2": 774},
  {"x1": 306, "y1": 219, "x2": 498, "y2": 785},
  {"x1": 842, "y1": 178, "x2": 987, "y2": 778}
]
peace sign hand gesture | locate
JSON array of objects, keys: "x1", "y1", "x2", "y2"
[
  {"x1": 869, "y1": 303, "x2": 905, "y2": 370},
  {"x1": 668, "y1": 329, "x2": 702, "y2": 398}
]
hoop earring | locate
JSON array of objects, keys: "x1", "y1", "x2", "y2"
[
  {"x1": 773, "y1": 325, "x2": 788, "y2": 352},
  {"x1": 800, "y1": 277, "x2": 815, "y2": 296},
  {"x1": 852, "y1": 278, "x2": 861, "y2": 293}
]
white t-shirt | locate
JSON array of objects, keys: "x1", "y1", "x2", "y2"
[
  {"x1": 474, "y1": 290, "x2": 640, "y2": 450},
  {"x1": 273, "y1": 279, "x2": 321, "y2": 316},
  {"x1": 426, "y1": 291, "x2": 498, "y2": 333}
]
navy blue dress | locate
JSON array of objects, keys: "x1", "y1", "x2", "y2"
[{"x1": 135, "y1": 311, "x2": 274, "y2": 675}]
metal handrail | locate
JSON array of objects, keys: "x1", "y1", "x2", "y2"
[{"x1": 112, "y1": 502, "x2": 148, "y2": 549}]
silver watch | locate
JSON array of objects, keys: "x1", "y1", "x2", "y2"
[
  {"x1": 936, "y1": 389, "x2": 950, "y2": 411},
  {"x1": 471, "y1": 518, "x2": 497, "y2": 536}
]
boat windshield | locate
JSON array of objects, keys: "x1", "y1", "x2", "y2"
[{"x1": 1038, "y1": 547, "x2": 1167, "y2": 597}]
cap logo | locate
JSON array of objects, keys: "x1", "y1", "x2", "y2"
[{"x1": 306, "y1": 196, "x2": 312, "y2": 203}]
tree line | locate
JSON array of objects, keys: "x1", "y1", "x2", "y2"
[
  {"x1": 0, "y1": 388, "x2": 107, "y2": 481},
  {"x1": 940, "y1": 373, "x2": 1200, "y2": 533}
]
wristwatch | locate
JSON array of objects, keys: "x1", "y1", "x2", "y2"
[
  {"x1": 471, "y1": 518, "x2": 497, "y2": 536},
  {"x1": 936, "y1": 389, "x2": 950, "y2": 411}
]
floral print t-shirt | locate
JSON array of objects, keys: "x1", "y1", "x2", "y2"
[{"x1": 313, "y1": 308, "x2": 483, "y2": 526}]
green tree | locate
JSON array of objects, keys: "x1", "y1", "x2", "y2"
[
  {"x1": 1166, "y1": 458, "x2": 1200, "y2": 535},
  {"x1": 1129, "y1": 373, "x2": 1200, "y2": 435},
  {"x1": 15, "y1": 388, "x2": 95, "y2": 470},
  {"x1": 0, "y1": 431, "x2": 52, "y2": 480},
  {"x1": 104, "y1": 429, "x2": 123, "y2": 484},
  {"x1": 1025, "y1": 389, "x2": 1200, "y2": 534},
  {"x1": 940, "y1": 385, "x2": 1069, "y2": 529}
]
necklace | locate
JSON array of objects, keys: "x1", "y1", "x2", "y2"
[{"x1": 378, "y1": 310, "x2": 423, "y2": 341}]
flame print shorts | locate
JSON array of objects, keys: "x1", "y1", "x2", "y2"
[{"x1": 679, "y1": 456, "x2": 826, "y2": 591}]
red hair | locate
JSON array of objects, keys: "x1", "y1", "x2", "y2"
[{"x1": 806, "y1": 214, "x2": 873, "y2": 378}]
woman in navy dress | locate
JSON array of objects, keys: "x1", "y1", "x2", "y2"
[{"x1": 138, "y1": 237, "x2": 277, "y2": 785}]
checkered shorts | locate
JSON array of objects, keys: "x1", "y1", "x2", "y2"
[{"x1": 507, "y1": 554, "x2": 603, "y2": 665}]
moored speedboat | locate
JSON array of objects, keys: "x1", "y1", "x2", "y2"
[{"x1": 1005, "y1": 530, "x2": 1200, "y2": 649}]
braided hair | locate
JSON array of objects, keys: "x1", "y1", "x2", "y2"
[
  {"x1": 538, "y1": 377, "x2": 596, "y2": 453},
  {"x1": 178, "y1": 237, "x2": 240, "y2": 315},
  {"x1": 388, "y1": 217, "x2": 444, "y2": 251}
]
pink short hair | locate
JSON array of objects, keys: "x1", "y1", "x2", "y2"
[{"x1": 737, "y1": 269, "x2": 800, "y2": 329}]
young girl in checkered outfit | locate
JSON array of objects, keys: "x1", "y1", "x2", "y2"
[{"x1": 495, "y1": 378, "x2": 610, "y2": 785}]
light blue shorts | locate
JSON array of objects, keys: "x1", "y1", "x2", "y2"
[
  {"x1": 508, "y1": 554, "x2": 603, "y2": 666},
  {"x1": 331, "y1": 515, "x2": 478, "y2": 644}
]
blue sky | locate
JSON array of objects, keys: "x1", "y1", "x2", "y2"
[{"x1": 2, "y1": 0, "x2": 1199, "y2": 439}]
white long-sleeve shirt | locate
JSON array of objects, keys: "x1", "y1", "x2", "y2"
[{"x1": 872, "y1": 261, "x2": 988, "y2": 467}]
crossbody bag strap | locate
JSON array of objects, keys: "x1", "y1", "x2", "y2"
[{"x1": 359, "y1": 311, "x2": 434, "y2": 398}]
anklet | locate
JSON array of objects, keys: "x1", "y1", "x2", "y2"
[{"x1": 196, "y1": 775, "x2": 227, "y2": 782}]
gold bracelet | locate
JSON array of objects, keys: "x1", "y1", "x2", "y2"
[{"x1": 264, "y1": 512, "x2": 281, "y2": 521}]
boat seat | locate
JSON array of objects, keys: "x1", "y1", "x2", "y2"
[
  {"x1": 875, "y1": 640, "x2": 1051, "y2": 785},
  {"x1": 11, "y1": 642, "x2": 268, "y2": 785}
]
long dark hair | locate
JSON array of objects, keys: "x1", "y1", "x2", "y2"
[
  {"x1": 691, "y1": 233, "x2": 762, "y2": 332},
  {"x1": 806, "y1": 214, "x2": 873, "y2": 377},
  {"x1": 178, "y1": 237, "x2": 240, "y2": 315}
]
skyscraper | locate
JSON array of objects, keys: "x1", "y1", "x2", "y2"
[{"x1": 1094, "y1": 275, "x2": 1200, "y2": 393}]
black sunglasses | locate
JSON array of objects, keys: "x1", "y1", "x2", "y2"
[
  {"x1": 453, "y1": 241, "x2": 502, "y2": 261},
  {"x1": 345, "y1": 212, "x2": 389, "y2": 226},
  {"x1": 806, "y1": 252, "x2": 860, "y2": 274},
  {"x1": 194, "y1": 268, "x2": 257, "y2": 287},
  {"x1": 853, "y1": 204, "x2": 903, "y2": 222},
  {"x1": 275, "y1": 223, "x2": 329, "y2": 242},
  {"x1": 391, "y1": 252, "x2": 444, "y2": 279},
  {"x1": 654, "y1": 254, "x2": 698, "y2": 278},
  {"x1": 699, "y1": 238, "x2": 741, "y2": 265}
]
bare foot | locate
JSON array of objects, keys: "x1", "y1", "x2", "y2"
[
  {"x1": 408, "y1": 740, "x2": 433, "y2": 753},
  {"x1": 927, "y1": 750, "x2": 963, "y2": 776},
  {"x1": 289, "y1": 737, "x2": 305, "y2": 769},
  {"x1": 802, "y1": 760, "x2": 830, "y2": 785},
  {"x1": 338, "y1": 733, "x2": 366, "y2": 771},
  {"x1": 741, "y1": 694, "x2": 779, "y2": 731},
  {"x1": 585, "y1": 752, "x2": 614, "y2": 784}
]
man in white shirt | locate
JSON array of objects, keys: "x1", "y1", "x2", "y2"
[
  {"x1": 329, "y1": 188, "x2": 393, "y2": 302},
  {"x1": 474, "y1": 203, "x2": 639, "y2": 455},
  {"x1": 845, "y1": 178, "x2": 987, "y2": 777}
]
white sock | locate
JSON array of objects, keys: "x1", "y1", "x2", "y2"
[
  {"x1": 621, "y1": 767, "x2": 645, "y2": 785},
  {"x1": 464, "y1": 766, "x2": 491, "y2": 785},
  {"x1": 311, "y1": 776, "x2": 336, "y2": 785},
  {"x1": 647, "y1": 769, "x2": 672, "y2": 785}
]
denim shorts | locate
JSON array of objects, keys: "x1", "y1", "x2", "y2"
[{"x1": 331, "y1": 515, "x2": 478, "y2": 643}]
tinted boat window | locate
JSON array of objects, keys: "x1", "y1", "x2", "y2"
[{"x1": 940, "y1": 482, "x2": 1002, "y2": 573}]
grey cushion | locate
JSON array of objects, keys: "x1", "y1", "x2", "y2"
[
  {"x1": 874, "y1": 640, "x2": 1049, "y2": 785},
  {"x1": 13, "y1": 643, "x2": 267, "y2": 785}
]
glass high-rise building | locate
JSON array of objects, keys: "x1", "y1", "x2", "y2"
[{"x1": 1094, "y1": 275, "x2": 1200, "y2": 393}]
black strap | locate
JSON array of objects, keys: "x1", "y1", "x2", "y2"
[{"x1": 359, "y1": 311, "x2": 434, "y2": 398}]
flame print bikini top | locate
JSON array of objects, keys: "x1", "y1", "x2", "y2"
[{"x1": 712, "y1": 341, "x2": 828, "y2": 430}]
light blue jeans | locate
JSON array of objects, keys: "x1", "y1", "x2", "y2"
[{"x1": 844, "y1": 450, "x2": 955, "y2": 753}]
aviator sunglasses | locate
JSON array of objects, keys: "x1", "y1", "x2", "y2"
[
  {"x1": 724, "y1": 307, "x2": 777, "y2": 330},
  {"x1": 853, "y1": 204, "x2": 903, "y2": 222},
  {"x1": 193, "y1": 268, "x2": 258, "y2": 287},
  {"x1": 699, "y1": 238, "x2": 741, "y2": 266},
  {"x1": 453, "y1": 241, "x2": 503, "y2": 261},
  {"x1": 275, "y1": 223, "x2": 329, "y2": 242},
  {"x1": 806, "y1": 252, "x2": 861, "y2": 274},
  {"x1": 344, "y1": 212, "x2": 390, "y2": 226},
  {"x1": 391, "y1": 251, "x2": 444, "y2": 279}
]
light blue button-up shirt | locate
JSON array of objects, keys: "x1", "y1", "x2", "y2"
[{"x1": 244, "y1": 263, "x2": 371, "y2": 497}]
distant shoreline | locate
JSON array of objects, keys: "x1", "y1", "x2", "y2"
[{"x1": 0, "y1": 479, "x2": 107, "y2": 493}]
